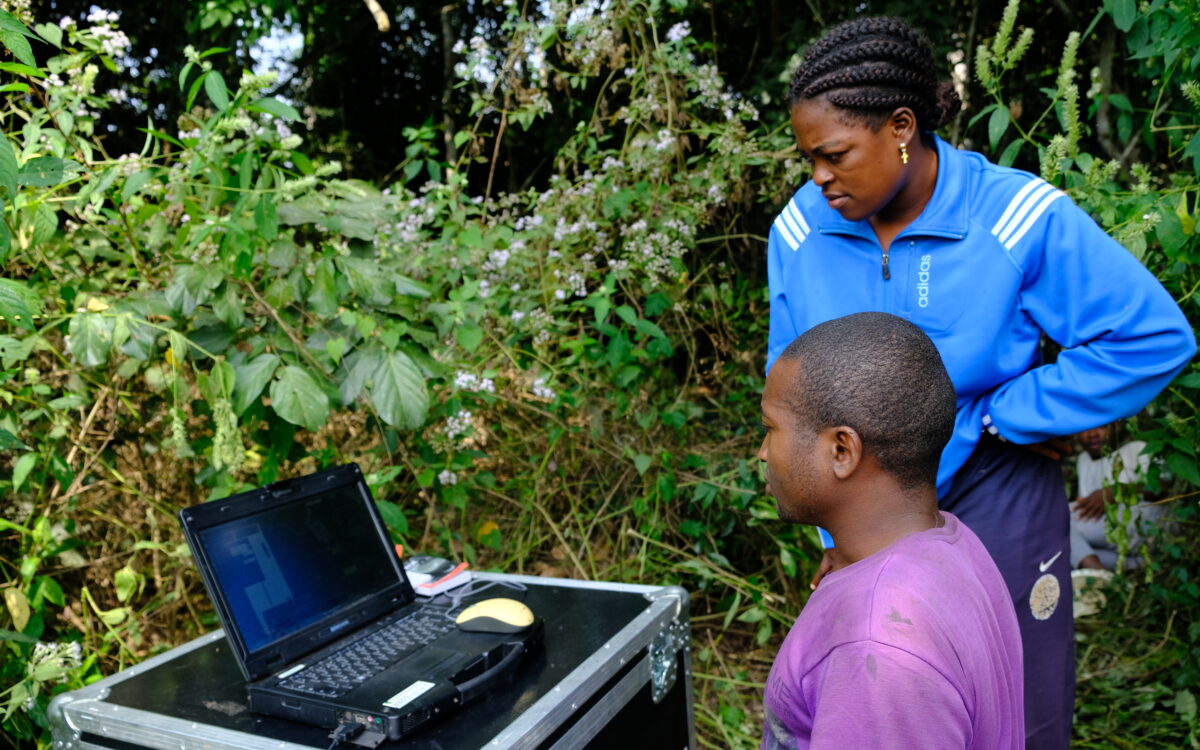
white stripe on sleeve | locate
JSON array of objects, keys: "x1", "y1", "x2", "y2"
[
  {"x1": 773, "y1": 214, "x2": 800, "y2": 251},
  {"x1": 991, "y1": 178, "x2": 1047, "y2": 236},
  {"x1": 1003, "y1": 189, "x2": 1065, "y2": 250},
  {"x1": 786, "y1": 200, "x2": 811, "y2": 237},
  {"x1": 780, "y1": 202, "x2": 808, "y2": 245}
]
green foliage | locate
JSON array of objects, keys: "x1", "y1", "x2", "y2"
[
  {"x1": 0, "y1": 4, "x2": 799, "y2": 746},
  {"x1": 973, "y1": 2, "x2": 1200, "y2": 744},
  {"x1": 0, "y1": 10, "x2": 452, "y2": 741}
]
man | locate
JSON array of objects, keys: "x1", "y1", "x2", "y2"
[
  {"x1": 1070, "y1": 422, "x2": 1164, "y2": 571},
  {"x1": 759, "y1": 312, "x2": 1023, "y2": 749}
]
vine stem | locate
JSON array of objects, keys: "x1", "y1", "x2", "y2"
[
  {"x1": 482, "y1": 484, "x2": 588, "y2": 578},
  {"x1": 624, "y1": 528, "x2": 787, "y2": 610},
  {"x1": 239, "y1": 280, "x2": 331, "y2": 378},
  {"x1": 46, "y1": 385, "x2": 111, "y2": 505},
  {"x1": 482, "y1": 110, "x2": 507, "y2": 215}
]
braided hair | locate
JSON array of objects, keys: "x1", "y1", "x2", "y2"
[{"x1": 788, "y1": 17, "x2": 961, "y2": 133}]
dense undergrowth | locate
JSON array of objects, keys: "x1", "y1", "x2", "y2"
[{"x1": 0, "y1": 1, "x2": 1198, "y2": 747}]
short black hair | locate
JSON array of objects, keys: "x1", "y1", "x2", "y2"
[
  {"x1": 777, "y1": 312, "x2": 956, "y2": 490},
  {"x1": 787, "y1": 16, "x2": 961, "y2": 133}
]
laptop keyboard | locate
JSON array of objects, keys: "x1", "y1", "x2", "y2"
[{"x1": 280, "y1": 609, "x2": 454, "y2": 697}]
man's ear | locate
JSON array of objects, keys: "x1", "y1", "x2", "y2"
[{"x1": 826, "y1": 425, "x2": 863, "y2": 480}]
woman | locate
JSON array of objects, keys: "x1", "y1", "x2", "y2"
[{"x1": 766, "y1": 17, "x2": 1194, "y2": 750}]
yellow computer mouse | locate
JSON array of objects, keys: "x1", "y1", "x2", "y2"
[{"x1": 455, "y1": 598, "x2": 535, "y2": 633}]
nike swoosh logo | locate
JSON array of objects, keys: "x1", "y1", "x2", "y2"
[{"x1": 1039, "y1": 550, "x2": 1063, "y2": 572}]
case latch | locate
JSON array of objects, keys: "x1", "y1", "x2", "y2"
[{"x1": 648, "y1": 619, "x2": 689, "y2": 704}]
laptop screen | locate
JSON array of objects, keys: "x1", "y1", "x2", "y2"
[{"x1": 195, "y1": 479, "x2": 402, "y2": 653}]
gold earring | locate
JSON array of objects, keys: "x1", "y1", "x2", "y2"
[{"x1": 899, "y1": 142, "x2": 909, "y2": 165}]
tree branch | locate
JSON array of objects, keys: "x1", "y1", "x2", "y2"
[
  {"x1": 951, "y1": 0, "x2": 981, "y2": 145},
  {"x1": 363, "y1": 0, "x2": 390, "y2": 32},
  {"x1": 441, "y1": 3, "x2": 459, "y2": 165},
  {"x1": 1093, "y1": 22, "x2": 1136, "y2": 167}
]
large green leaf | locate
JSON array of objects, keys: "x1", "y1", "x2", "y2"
[
  {"x1": 454, "y1": 322, "x2": 484, "y2": 352},
  {"x1": 31, "y1": 202, "x2": 57, "y2": 244},
  {"x1": 66, "y1": 312, "x2": 114, "y2": 366},
  {"x1": 0, "y1": 627, "x2": 37, "y2": 644},
  {"x1": 3, "y1": 587, "x2": 29, "y2": 632},
  {"x1": 308, "y1": 258, "x2": 339, "y2": 318},
  {"x1": 0, "y1": 9, "x2": 32, "y2": 35},
  {"x1": 369, "y1": 350, "x2": 428, "y2": 429},
  {"x1": 0, "y1": 278, "x2": 39, "y2": 330},
  {"x1": 988, "y1": 106, "x2": 1010, "y2": 153},
  {"x1": 114, "y1": 565, "x2": 140, "y2": 603},
  {"x1": 120, "y1": 168, "x2": 154, "y2": 202},
  {"x1": 339, "y1": 349, "x2": 381, "y2": 405},
  {"x1": 211, "y1": 359, "x2": 236, "y2": 398},
  {"x1": 12, "y1": 452, "x2": 36, "y2": 492},
  {"x1": 337, "y1": 256, "x2": 391, "y2": 305},
  {"x1": 248, "y1": 96, "x2": 301, "y2": 122},
  {"x1": 998, "y1": 139, "x2": 1023, "y2": 168},
  {"x1": 268, "y1": 365, "x2": 329, "y2": 430},
  {"x1": 116, "y1": 316, "x2": 157, "y2": 361},
  {"x1": 375, "y1": 500, "x2": 408, "y2": 534},
  {"x1": 394, "y1": 274, "x2": 431, "y2": 298},
  {"x1": 232, "y1": 352, "x2": 280, "y2": 414},
  {"x1": 204, "y1": 70, "x2": 230, "y2": 110},
  {"x1": 0, "y1": 139, "x2": 17, "y2": 199},
  {"x1": 32, "y1": 22, "x2": 61, "y2": 48},
  {"x1": 0, "y1": 28, "x2": 35, "y2": 67},
  {"x1": 165, "y1": 264, "x2": 223, "y2": 315},
  {"x1": 319, "y1": 213, "x2": 375, "y2": 241},
  {"x1": 31, "y1": 657, "x2": 72, "y2": 682},
  {"x1": 183, "y1": 66, "x2": 205, "y2": 109},
  {"x1": 254, "y1": 194, "x2": 278, "y2": 240},
  {"x1": 0, "y1": 427, "x2": 30, "y2": 450},
  {"x1": 0, "y1": 61, "x2": 41, "y2": 77},
  {"x1": 213, "y1": 286, "x2": 245, "y2": 328},
  {"x1": 17, "y1": 155, "x2": 65, "y2": 187},
  {"x1": 1166, "y1": 451, "x2": 1200, "y2": 487},
  {"x1": 1157, "y1": 208, "x2": 1187, "y2": 257},
  {"x1": 1185, "y1": 134, "x2": 1200, "y2": 176},
  {"x1": 1104, "y1": 0, "x2": 1137, "y2": 31},
  {"x1": 277, "y1": 195, "x2": 324, "y2": 226}
]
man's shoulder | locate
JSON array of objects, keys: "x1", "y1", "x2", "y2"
[
  {"x1": 869, "y1": 524, "x2": 1012, "y2": 636},
  {"x1": 886, "y1": 520, "x2": 1005, "y2": 591},
  {"x1": 799, "y1": 522, "x2": 1011, "y2": 636}
]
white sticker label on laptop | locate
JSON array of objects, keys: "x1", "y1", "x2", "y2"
[{"x1": 383, "y1": 680, "x2": 435, "y2": 709}]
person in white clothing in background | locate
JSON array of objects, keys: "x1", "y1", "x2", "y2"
[{"x1": 1070, "y1": 422, "x2": 1166, "y2": 571}]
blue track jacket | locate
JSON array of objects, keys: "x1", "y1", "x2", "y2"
[{"x1": 768, "y1": 136, "x2": 1196, "y2": 507}]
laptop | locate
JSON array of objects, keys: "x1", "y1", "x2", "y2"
[{"x1": 178, "y1": 463, "x2": 542, "y2": 741}]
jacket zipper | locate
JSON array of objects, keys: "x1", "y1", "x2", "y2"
[{"x1": 881, "y1": 247, "x2": 891, "y2": 280}]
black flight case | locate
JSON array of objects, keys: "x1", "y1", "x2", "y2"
[{"x1": 48, "y1": 574, "x2": 696, "y2": 750}]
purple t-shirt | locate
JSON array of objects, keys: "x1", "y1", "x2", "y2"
[{"x1": 761, "y1": 512, "x2": 1023, "y2": 750}]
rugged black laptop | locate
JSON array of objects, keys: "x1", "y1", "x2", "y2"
[{"x1": 178, "y1": 463, "x2": 541, "y2": 741}]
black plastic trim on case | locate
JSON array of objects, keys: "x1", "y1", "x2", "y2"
[{"x1": 77, "y1": 733, "x2": 150, "y2": 750}]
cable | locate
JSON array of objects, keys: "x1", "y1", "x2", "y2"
[
  {"x1": 327, "y1": 720, "x2": 364, "y2": 749},
  {"x1": 437, "y1": 579, "x2": 528, "y2": 622}
]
